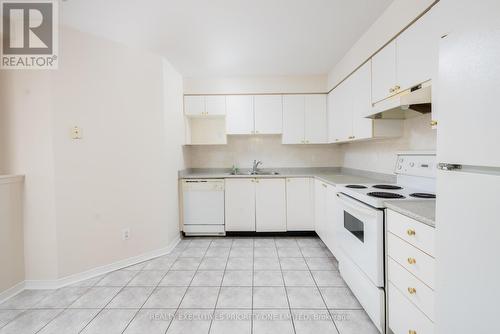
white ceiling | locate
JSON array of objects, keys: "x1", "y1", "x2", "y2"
[{"x1": 61, "y1": 0, "x2": 393, "y2": 77}]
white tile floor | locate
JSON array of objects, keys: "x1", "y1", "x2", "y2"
[{"x1": 0, "y1": 236, "x2": 379, "y2": 334}]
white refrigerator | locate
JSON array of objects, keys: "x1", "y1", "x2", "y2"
[{"x1": 435, "y1": 1, "x2": 500, "y2": 333}]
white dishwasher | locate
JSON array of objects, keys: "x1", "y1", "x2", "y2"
[{"x1": 182, "y1": 179, "x2": 225, "y2": 236}]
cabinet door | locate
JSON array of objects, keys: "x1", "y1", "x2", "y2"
[
  {"x1": 282, "y1": 95, "x2": 305, "y2": 144},
  {"x1": 225, "y1": 179, "x2": 255, "y2": 231},
  {"x1": 254, "y1": 95, "x2": 283, "y2": 134},
  {"x1": 325, "y1": 185, "x2": 341, "y2": 258},
  {"x1": 286, "y1": 178, "x2": 314, "y2": 231},
  {"x1": 314, "y1": 179, "x2": 327, "y2": 241},
  {"x1": 396, "y1": 6, "x2": 439, "y2": 92},
  {"x1": 255, "y1": 178, "x2": 286, "y2": 232},
  {"x1": 329, "y1": 81, "x2": 351, "y2": 142},
  {"x1": 184, "y1": 96, "x2": 205, "y2": 116},
  {"x1": 304, "y1": 94, "x2": 328, "y2": 144},
  {"x1": 372, "y1": 40, "x2": 397, "y2": 103},
  {"x1": 205, "y1": 96, "x2": 226, "y2": 115},
  {"x1": 226, "y1": 95, "x2": 254, "y2": 134},
  {"x1": 351, "y1": 62, "x2": 373, "y2": 140}
]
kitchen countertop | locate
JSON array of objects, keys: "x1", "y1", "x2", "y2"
[
  {"x1": 179, "y1": 167, "x2": 396, "y2": 186},
  {"x1": 385, "y1": 200, "x2": 436, "y2": 228}
]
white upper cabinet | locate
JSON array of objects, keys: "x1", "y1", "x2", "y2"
[
  {"x1": 254, "y1": 95, "x2": 283, "y2": 134},
  {"x1": 283, "y1": 94, "x2": 327, "y2": 144},
  {"x1": 282, "y1": 95, "x2": 306, "y2": 144},
  {"x1": 184, "y1": 96, "x2": 205, "y2": 116},
  {"x1": 372, "y1": 4, "x2": 443, "y2": 106},
  {"x1": 286, "y1": 178, "x2": 314, "y2": 231},
  {"x1": 328, "y1": 61, "x2": 402, "y2": 143},
  {"x1": 255, "y1": 178, "x2": 287, "y2": 232},
  {"x1": 226, "y1": 95, "x2": 254, "y2": 134},
  {"x1": 184, "y1": 95, "x2": 226, "y2": 116},
  {"x1": 304, "y1": 95, "x2": 328, "y2": 144},
  {"x1": 205, "y1": 96, "x2": 226, "y2": 115},
  {"x1": 372, "y1": 40, "x2": 397, "y2": 103},
  {"x1": 396, "y1": 6, "x2": 439, "y2": 93},
  {"x1": 351, "y1": 62, "x2": 373, "y2": 140}
]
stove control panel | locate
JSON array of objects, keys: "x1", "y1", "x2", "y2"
[{"x1": 395, "y1": 153, "x2": 436, "y2": 178}]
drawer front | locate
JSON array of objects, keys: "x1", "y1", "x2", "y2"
[
  {"x1": 387, "y1": 209, "x2": 435, "y2": 256},
  {"x1": 388, "y1": 258, "x2": 434, "y2": 320},
  {"x1": 389, "y1": 282, "x2": 434, "y2": 334},
  {"x1": 388, "y1": 233, "x2": 435, "y2": 289}
]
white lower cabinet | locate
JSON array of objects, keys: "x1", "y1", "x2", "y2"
[
  {"x1": 387, "y1": 209, "x2": 436, "y2": 334},
  {"x1": 314, "y1": 179, "x2": 327, "y2": 240},
  {"x1": 225, "y1": 179, "x2": 256, "y2": 231},
  {"x1": 286, "y1": 178, "x2": 314, "y2": 231},
  {"x1": 325, "y1": 185, "x2": 341, "y2": 257},
  {"x1": 314, "y1": 179, "x2": 339, "y2": 257},
  {"x1": 255, "y1": 178, "x2": 286, "y2": 232},
  {"x1": 225, "y1": 178, "x2": 286, "y2": 232}
]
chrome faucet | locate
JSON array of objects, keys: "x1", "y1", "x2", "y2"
[{"x1": 252, "y1": 160, "x2": 263, "y2": 174}]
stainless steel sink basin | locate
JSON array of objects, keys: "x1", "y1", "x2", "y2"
[
  {"x1": 228, "y1": 171, "x2": 280, "y2": 176},
  {"x1": 250, "y1": 171, "x2": 280, "y2": 175}
]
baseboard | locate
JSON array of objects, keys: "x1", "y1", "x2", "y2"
[
  {"x1": 22, "y1": 234, "x2": 181, "y2": 290},
  {"x1": 0, "y1": 281, "x2": 26, "y2": 305}
]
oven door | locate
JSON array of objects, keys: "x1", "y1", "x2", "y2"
[{"x1": 337, "y1": 193, "x2": 384, "y2": 287}]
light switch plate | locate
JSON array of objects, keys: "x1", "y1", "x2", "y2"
[{"x1": 71, "y1": 126, "x2": 82, "y2": 139}]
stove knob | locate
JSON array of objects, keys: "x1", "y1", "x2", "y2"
[{"x1": 410, "y1": 162, "x2": 415, "y2": 167}]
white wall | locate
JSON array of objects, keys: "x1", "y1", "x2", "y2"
[
  {"x1": 341, "y1": 114, "x2": 436, "y2": 174},
  {"x1": 184, "y1": 75, "x2": 327, "y2": 95},
  {"x1": 1, "y1": 27, "x2": 185, "y2": 280},
  {"x1": 51, "y1": 27, "x2": 184, "y2": 278},
  {"x1": 0, "y1": 70, "x2": 59, "y2": 281},
  {"x1": 327, "y1": 0, "x2": 436, "y2": 90},
  {"x1": 186, "y1": 136, "x2": 341, "y2": 169},
  {"x1": 0, "y1": 176, "x2": 25, "y2": 295}
]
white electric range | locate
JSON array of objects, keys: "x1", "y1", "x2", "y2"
[
  {"x1": 335, "y1": 152, "x2": 436, "y2": 333},
  {"x1": 338, "y1": 151, "x2": 437, "y2": 208}
]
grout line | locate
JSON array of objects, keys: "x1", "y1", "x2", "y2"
[
  {"x1": 298, "y1": 237, "x2": 342, "y2": 334},
  {"x1": 163, "y1": 237, "x2": 212, "y2": 334},
  {"x1": 276, "y1": 237, "x2": 297, "y2": 334},
  {"x1": 77, "y1": 267, "x2": 142, "y2": 333},
  {"x1": 207, "y1": 237, "x2": 232, "y2": 333},
  {"x1": 119, "y1": 254, "x2": 181, "y2": 333}
]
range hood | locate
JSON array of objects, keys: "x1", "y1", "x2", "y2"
[{"x1": 366, "y1": 82, "x2": 432, "y2": 119}]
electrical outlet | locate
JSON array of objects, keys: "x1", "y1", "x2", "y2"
[{"x1": 122, "y1": 228, "x2": 130, "y2": 241}]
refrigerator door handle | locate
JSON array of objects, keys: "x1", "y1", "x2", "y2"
[{"x1": 438, "y1": 163, "x2": 462, "y2": 171}]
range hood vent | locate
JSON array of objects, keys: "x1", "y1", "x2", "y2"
[{"x1": 367, "y1": 82, "x2": 432, "y2": 119}]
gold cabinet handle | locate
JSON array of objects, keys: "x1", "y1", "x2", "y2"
[
  {"x1": 389, "y1": 88, "x2": 394, "y2": 93},
  {"x1": 407, "y1": 257, "x2": 416, "y2": 265},
  {"x1": 407, "y1": 228, "x2": 416, "y2": 236},
  {"x1": 430, "y1": 120, "x2": 438, "y2": 127},
  {"x1": 395, "y1": 85, "x2": 401, "y2": 91},
  {"x1": 408, "y1": 287, "x2": 417, "y2": 294},
  {"x1": 409, "y1": 331, "x2": 417, "y2": 334}
]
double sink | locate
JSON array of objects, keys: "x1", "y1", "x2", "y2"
[{"x1": 228, "y1": 170, "x2": 280, "y2": 176}]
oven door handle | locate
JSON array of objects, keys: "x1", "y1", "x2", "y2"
[{"x1": 337, "y1": 193, "x2": 379, "y2": 218}]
